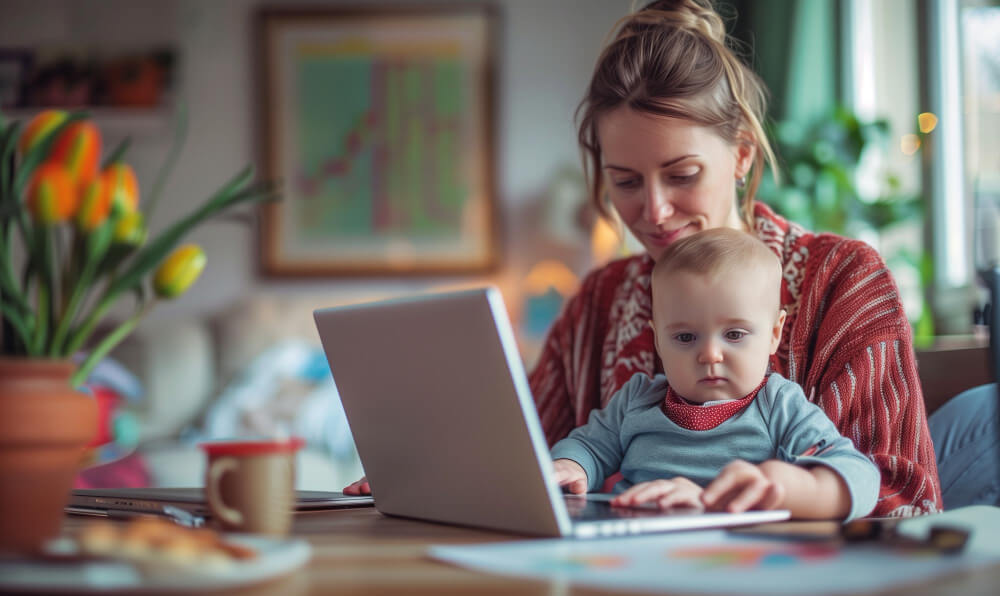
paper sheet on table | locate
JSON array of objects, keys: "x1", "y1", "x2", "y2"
[{"x1": 429, "y1": 507, "x2": 1000, "y2": 595}]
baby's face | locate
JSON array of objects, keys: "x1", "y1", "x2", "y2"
[{"x1": 651, "y1": 266, "x2": 783, "y2": 404}]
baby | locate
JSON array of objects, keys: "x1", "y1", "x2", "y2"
[{"x1": 552, "y1": 228, "x2": 879, "y2": 520}]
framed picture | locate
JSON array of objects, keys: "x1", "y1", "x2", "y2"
[{"x1": 256, "y1": 5, "x2": 499, "y2": 277}]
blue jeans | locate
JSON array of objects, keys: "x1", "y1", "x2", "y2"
[{"x1": 928, "y1": 384, "x2": 1000, "y2": 509}]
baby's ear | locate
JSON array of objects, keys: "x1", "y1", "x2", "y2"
[{"x1": 770, "y1": 309, "x2": 787, "y2": 353}]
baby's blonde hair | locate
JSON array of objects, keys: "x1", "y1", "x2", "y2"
[{"x1": 652, "y1": 228, "x2": 782, "y2": 310}]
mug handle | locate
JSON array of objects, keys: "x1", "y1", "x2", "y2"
[{"x1": 206, "y1": 457, "x2": 244, "y2": 526}]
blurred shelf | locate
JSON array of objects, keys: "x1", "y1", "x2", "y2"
[
  {"x1": 915, "y1": 336, "x2": 991, "y2": 415},
  {"x1": 1, "y1": 106, "x2": 174, "y2": 138},
  {"x1": 921, "y1": 333, "x2": 989, "y2": 351}
]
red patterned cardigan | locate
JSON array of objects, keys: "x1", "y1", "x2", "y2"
[{"x1": 529, "y1": 202, "x2": 942, "y2": 517}]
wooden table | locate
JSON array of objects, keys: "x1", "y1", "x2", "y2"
[{"x1": 63, "y1": 507, "x2": 1000, "y2": 595}]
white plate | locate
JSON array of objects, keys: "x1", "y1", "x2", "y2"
[{"x1": 0, "y1": 534, "x2": 311, "y2": 592}]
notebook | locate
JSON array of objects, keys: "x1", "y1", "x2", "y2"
[{"x1": 313, "y1": 287, "x2": 789, "y2": 538}]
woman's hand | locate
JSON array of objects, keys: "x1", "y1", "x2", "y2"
[
  {"x1": 553, "y1": 459, "x2": 589, "y2": 494},
  {"x1": 701, "y1": 460, "x2": 785, "y2": 513},
  {"x1": 343, "y1": 475, "x2": 371, "y2": 496},
  {"x1": 611, "y1": 477, "x2": 703, "y2": 510}
]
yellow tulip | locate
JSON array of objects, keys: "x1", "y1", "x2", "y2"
[
  {"x1": 103, "y1": 162, "x2": 140, "y2": 214},
  {"x1": 154, "y1": 244, "x2": 206, "y2": 298},
  {"x1": 113, "y1": 211, "x2": 146, "y2": 246}
]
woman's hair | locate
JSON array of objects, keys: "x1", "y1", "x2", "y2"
[{"x1": 576, "y1": 0, "x2": 777, "y2": 229}]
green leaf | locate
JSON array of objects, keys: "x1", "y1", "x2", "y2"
[
  {"x1": 101, "y1": 137, "x2": 132, "y2": 170},
  {"x1": 144, "y1": 102, "x2": 188, "y2": 221},
  {"x1": 0, "y1": 238, "x2": 30, "y2": 316},
  {"x1": 913, "y1": 305, "x2": 935, "y2": 349},
  {"x1": 920, "y1": 252, "x2": 934, "y2": 288},
  {"x1": 0, "y1": 120, "x2": 23, "y2": 200},
  {"x1": 30, "y1": 274, "x2": 49, "y2": 356},
  {"x1": 49, "y1": 221, "x2": 114, "y2": 356},
  {"x1": 30, "y1": 226, "x2": 58, "y2": 355},
  {"x1": 0, "y1": 298, "x2": 33, "y2": 350},
  {"x1": 70, "y1": 307, "x2": 146, "y2": 388}
]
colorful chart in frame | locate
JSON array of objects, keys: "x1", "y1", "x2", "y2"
[
  {"x1": 259, "y1": 9, "x2": 496, "y2": 274},
  {"x1": 295, "y1": 43, "x2": 469, "y2": 241}
]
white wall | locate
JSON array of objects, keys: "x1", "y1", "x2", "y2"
[{"x1": 0, "y1": 0, "x2": 632, "y2": 321}]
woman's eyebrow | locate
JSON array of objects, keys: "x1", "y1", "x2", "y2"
[{"x1": 603, "y1": 154, "x2": 698, "y2": 171}]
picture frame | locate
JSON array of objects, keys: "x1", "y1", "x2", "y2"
[{"x1": 255, "y1": 5, "x2": 499, "y2": 277}]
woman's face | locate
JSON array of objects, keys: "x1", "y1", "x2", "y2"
[{"x1": 597, "y1": 107, "x2": 753, "y2": 261}]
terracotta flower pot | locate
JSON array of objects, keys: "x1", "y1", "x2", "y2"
[{"x1": 0, "y1": 358, "x2": 97, "y2": 553}]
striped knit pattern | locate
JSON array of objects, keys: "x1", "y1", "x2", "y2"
[{"x1": 529, "y1": 202, "x2": 942, "y2": 517}]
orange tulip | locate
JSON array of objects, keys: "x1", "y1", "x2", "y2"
[
  {"x1": 18, "y1": 109, "x2": 68, "y2": 156},
  {"x1": 49, "y1": 121, "x2": 102, "y2": 183},
  {"x1": 26, "y1": 163, "x2": 78, "y2": 224},
  {"x1": 76, "y1": 177, "x2": 113, "y2": 232},
  {"x1": 103, "y1": 163, "x2": 140, "y2": 214}
]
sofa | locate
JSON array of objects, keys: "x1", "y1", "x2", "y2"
[{"x1": 94, "y1": 294, "x2": 369, "y2": 491}]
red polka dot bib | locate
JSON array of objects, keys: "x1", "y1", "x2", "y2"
[{"x1": 662, "y1": 376, "x2": 768, "y2": 431}]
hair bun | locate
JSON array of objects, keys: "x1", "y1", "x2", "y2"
[{"x1": 634, "y1": 0, "x2": 727, "y2": 46}]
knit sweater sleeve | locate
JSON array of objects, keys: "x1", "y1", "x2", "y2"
[{"x1": 794, "y1": 237, "x2": 942, "y2": 516}]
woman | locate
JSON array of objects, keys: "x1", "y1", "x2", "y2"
[{"x1": 526, "y1": 0, "x2": 941, "y2": 517}]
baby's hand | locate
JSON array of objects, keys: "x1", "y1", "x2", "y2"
[
  {"x1": 611, "y1": 477, "x2": 703, "y2": 510},
  {"x1": 552, "y1": 459, "x2": 588, "y2": 494},
  {"x1": 702, "y1": 460, "x2": 785, "y2": 513}
]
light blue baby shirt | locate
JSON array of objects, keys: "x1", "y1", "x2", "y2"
[{"x1": 550, "y1": 372, "x2": 880, "y2": 521}]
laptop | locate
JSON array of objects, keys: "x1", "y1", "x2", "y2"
[{"x1": 313, "y1": 286, "x2": 790, "y2": 538}]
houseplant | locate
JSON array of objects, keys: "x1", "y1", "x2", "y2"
[
  {"x1": 0, "y1": 109, "x2": 277, "y2": 552},
  {"x1": 757, "y1": 106, "x2": 932, "y2": 342},
  {"x1": 757, "y1": 106, "x2": 922, "y2": 236}
]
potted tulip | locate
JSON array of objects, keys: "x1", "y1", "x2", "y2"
[{"x1": 0, "y1": 109, "x2": 277, "y2": 552}]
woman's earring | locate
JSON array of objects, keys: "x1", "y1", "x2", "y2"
[{"x1": 736, "y1": 175, "x2": 747, "y2": 190}]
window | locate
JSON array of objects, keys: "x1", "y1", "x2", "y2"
[{"x1": 923, "y1": 0, "x2": 1000, "y2": 333}]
